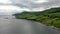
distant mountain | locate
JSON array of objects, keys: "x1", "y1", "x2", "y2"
[
  {"x1": 14, "y1": 7, "x2": 60, "y2": 15},
  {"x1": 0, "y1": 10, "x2": 21, "y2": 15}
]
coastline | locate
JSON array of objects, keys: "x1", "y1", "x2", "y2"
[{"x1": 15, "y1": 17, "x2": 60, "y2": 30}]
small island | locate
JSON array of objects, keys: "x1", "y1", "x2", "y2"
[{"x1": 14, "y1": 7, "x2": 60, "y2": 29}]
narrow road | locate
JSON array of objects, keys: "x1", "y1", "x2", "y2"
[{"x1": 0, "y1": 15, "x2": 60, "y2": 34}]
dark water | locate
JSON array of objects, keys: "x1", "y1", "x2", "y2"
[{"x1": 0, "y1": 15, "x2": 60, "y2": 34}]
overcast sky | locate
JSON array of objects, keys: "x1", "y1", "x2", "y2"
[{"x1": 0, "y1": 0, "x2": 60, "y2": 15}]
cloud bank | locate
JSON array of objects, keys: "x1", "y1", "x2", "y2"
[
  {"x1": 10, "y1": 0, "x2": 60, "y2": 11},
  {"x1": 0, "y1": 0, "x2": 60, "y2": 11}
]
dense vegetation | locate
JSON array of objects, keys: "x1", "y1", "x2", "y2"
[{"x1": 14, "y1": 7, "x2": 60, "y2": 28}]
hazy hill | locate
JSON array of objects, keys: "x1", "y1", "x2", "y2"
[{"x1": 14, "y1": 7, "x2": 60, "y2": 28}]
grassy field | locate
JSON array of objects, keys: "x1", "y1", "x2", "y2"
[{"x1": 14, "y1": 7, "x2": 60, "y2": 28}]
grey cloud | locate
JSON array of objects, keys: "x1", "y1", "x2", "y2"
[
  {"x1": 11, "y1": 0, "x2": 60, "y2": 10},
  {"x1": 11, "y1": 0, "x2": 34, "y2": 8},
  {"x1": 0, "y1": 0, "x2": 59, "y2": 10}
]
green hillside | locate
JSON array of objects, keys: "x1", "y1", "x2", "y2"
[{"x1": 14, "y1": 7, "x2": 60, "y2": 28}]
